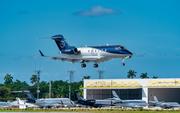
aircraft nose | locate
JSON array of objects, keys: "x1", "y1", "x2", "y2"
[
  {"x1": 124, "y1": 50, "x2": 133, "y2": 55},
  {"x1": 128, "y1": 51, "x2": 133, "y2": 55}
]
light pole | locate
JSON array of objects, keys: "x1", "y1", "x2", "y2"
[{"x1": 69, "y1": 85, "x2": 71, "y2": 99}]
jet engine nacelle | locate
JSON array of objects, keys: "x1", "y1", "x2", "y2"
[{"x1": 61, "y1": 47, "x2": 78, "y2": 55}]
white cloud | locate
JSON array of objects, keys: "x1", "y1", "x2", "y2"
[{"x1": 74, "y1": 5, "x2": 120, "y2": 17}]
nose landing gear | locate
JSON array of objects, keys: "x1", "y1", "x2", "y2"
[
  {"x1": 122, "y1": 63, "x2": 125, "y2": 66},
  {"x1": 122, "y1": 58, "x2": 125, "y2": 66},
  {"x1": 93, "y1": 64, "x2": 98, "y2": 68}
]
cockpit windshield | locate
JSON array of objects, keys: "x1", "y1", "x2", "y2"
[{"x1": 116, "y1": 46, "x2": 126, "y2": 50}]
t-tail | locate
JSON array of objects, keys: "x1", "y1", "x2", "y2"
[
  {"x1": 22, "y1": 90, "x2": 37, "y2": 103},
  {"x1": 16, "y1": 97, "x2": 25, "y2": 105},
  {"x1": 154, "y1": 96, "x2": 159, "y2": 103},
  {"x1": 51, "y1": 35, "x2": 71, "y2": 50},
  {"x1": 112, "y1": 90, "x2": 122, "y2": 102},
  {"x1": 75, "y1": 92, "x2": 86, "y2": 101},
  {"x1": 51, "y1": 35, "x2": 78, "y2": 54}
]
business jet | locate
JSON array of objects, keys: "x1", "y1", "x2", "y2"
[
  {"x1": 150, "y1": 96, "x2": 180, "y2": 109},
  {"x1": 112, "y1": 90, "x2": 148, "y2": 108},
  {"x1": 39, "y1": 34, "x2": 133, "y2": 68},
  {"x1": 0, "y1": 102, "x2": 11, "y2": 108},
  {"x1": 22, "y1": 90, "x2": 74, "y2": 108},
  {"x1": 75, "y1": 92, "x2": 112, "y2": 108},
  {"x1": 16, "y1": 97, "x2": 38, "y2": 108}
]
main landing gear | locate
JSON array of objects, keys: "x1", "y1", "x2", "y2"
[
  {"x1": 81, "y1": 63, "x2": 98, "y2": 68},
  {"x1": 81, "y1": 64, "x2": 86, "y2": 68},
  {"x1": 122, "y1": 58, "x2": 125, "y2": 66},
  {"x1": 93, "y1": 64, "x2": 98, "y2": 68}
]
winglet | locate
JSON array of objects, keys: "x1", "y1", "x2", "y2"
[{"x1": 39, "y1": 50, "x2": 45, "y2": 57}]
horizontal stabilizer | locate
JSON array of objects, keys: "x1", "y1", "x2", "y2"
[{"x1": 39, "y1": 50, "x2": 45, "y2": 57}]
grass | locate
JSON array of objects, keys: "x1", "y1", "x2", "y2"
[{"x1": 0, "y1": 108, "x2": 180, "y2": 112}]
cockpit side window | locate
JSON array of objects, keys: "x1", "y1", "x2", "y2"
[{"x1": 116, "y1": 47, "x2": 126, "y2": 50}]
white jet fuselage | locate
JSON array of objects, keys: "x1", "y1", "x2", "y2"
[
  {"x1": 60, "y1": 46, "x2": 132, "y2": 62},
  {"x1": 113, "y1": 100, "x2": 148, "y2": 108},
  {"x1": 33, "y1": 98, "x2": 73, "y2": 107}
]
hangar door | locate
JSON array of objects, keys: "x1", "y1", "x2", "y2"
[
  {"x1": 87, "y1": 89, "x2": 142, "y2": 100},
  {"x1": 148, "y1": 88, "x2": 180, "y2": 106}
]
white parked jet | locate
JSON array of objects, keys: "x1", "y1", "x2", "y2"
[
  {"x1": 150, "y1": 96, "x2": 180, "y2": 109},
  {"x1": 22, "y1": 90, "x2": 74, "y2": 108},
  {"x1": 39, "y1": 34, "x2": 133, "y2": 68},
  {"x1": 0, "y1": 102, "x2": 11, "y2": 108},
  {"x1": 16, "y1": 97, "x2": 38, "y2": 108},
  {"x1": 112, "y1": 90, "x2": 148, "y2": 108}
]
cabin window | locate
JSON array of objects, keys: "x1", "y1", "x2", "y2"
[
  {"x1": 88, "y1": 50, "x2": 90, "y2": 52},
  {"x1": 91, "y1": 50, "x2": 93, "y2": 52}
]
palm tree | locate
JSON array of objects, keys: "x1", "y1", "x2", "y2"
[
  {"x1": 30, "y1": 74, "x2": 37, "y2": 84},
  {"x1": 140, "y1": 73, "x2": 149, "y2": 79},
  {"x1": 127, "y1": 70, "x2": 137, "y2": 79},
  {"x1": 153, "y1": 76, "x2": 158, "y2": 79},
  {"x1": 4, "y1": 74, "x2": 13, "y2": 85}
]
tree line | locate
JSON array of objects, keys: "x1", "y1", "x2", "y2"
[
  {"x1": 127, "y1": 70, "x2": 158, "y2": 79},
  {"x1": 0, "y1": 70, "x2": 157, "y2": 101},
  {"x1": 1, "y1": 74, "x2": 90, "y2": 102}
]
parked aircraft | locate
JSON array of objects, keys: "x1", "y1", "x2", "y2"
[
  {"x1": 112, "y1": 90, "x2": 148, "y2": 108},
  {"x1": 0, "y1": 102, "x2": 11, "y2": 107},
  {"x1": 16, "y1": 97, "x2": 38, "y2": 108},
  {"x1": 39, "y1": 34, "x2": 133, "y2": 68},
  {"x1": 75, "y1": 92, "x2": 112, "y2": 108},
  {"x1": 150, "y1": 96, "x2": 180, "y2": 109},
  {"x1": 22, "y1": 90, "x2": 74, "y2": 108}
]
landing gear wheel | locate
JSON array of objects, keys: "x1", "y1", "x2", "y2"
[
  {"x1": 81, "y1": 64, "x2": 86, "y2": 68},
  {"x1": 93, "y1": 64, "x2": 98, "y2": 68},
  {"x1": 122, "y1": 63, "x2": 125, "y2": 66}
]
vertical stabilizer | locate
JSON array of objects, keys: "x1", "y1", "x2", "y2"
[
  {"x1": 75, "y1": 92, "x2": 86, "y2": 101},
  {"x1": 22, "y1": 90, "x2": 37, "y2": 103},
  {"x1": 16, "y1": 97, "x2": 25, "y2": 105},
  {"x1": 154, "y1": 96, "x2": 159, "y2": 103},
  {"x1": 51, "y1": 34, "x2": 71, "y2": 50},
  {"x1": 112, "y1": 90, "x2": 121, "y2": 101}
]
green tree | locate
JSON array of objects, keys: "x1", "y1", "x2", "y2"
[
  {"x1": 127, "y1": 70, "x2": 137, "y2": 79},
  {"x1": 0, "y1": 86, "x2": 11, "y2": 101},
  {"x1": 30, "y1": 74, "x2": 37, "y2": 84},
  {"x1": 140, "y1": 72, "x2": 149, "y2": 79},
  {"x1": 4, "y1": 74, "x2": 13, "y2": 85},
  {"x1": 82, "y1": 75, "x2": 91, "y2": 80},
  {"x1": 153, "y1": 76, "x2": 158, "y2": 79}
]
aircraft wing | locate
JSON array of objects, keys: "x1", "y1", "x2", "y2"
[
  {"x1": 149, "y1": 101, "x2": 155, "y2": 103},
  {"x1": 39, "y1": 50, "x2": 109, "y2": 63}
]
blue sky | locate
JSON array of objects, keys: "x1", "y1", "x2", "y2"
[{"x1": 0, "y1": 0, "x2": 180, "y2": 84}]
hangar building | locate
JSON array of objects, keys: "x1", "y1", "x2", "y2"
[{"x1": 83, "y1": 79, "x2": 180, "y2": 105}]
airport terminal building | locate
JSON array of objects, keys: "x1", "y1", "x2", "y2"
[{"x1": 83, "y1": 79, "x2": 180, "y2": 105}]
